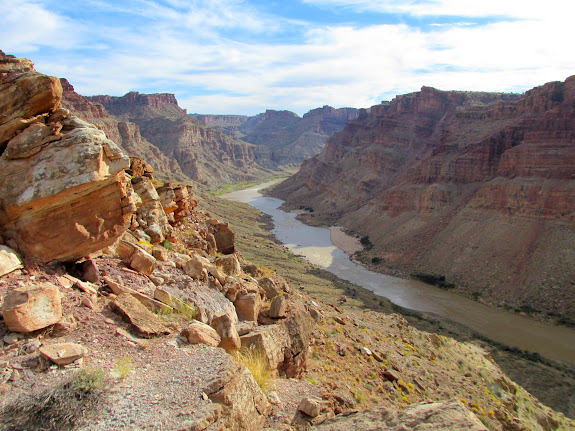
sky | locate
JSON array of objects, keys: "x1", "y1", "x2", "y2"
[{"x1": 1, "y1": 0, "x2": 573, "y2": 116}]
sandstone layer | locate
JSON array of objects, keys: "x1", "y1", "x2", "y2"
[
  {"x1": 0, "y1": 52, "x2": 134, "y2": 263},
  {"x1": 272, "y1": 78, "x2": 575, "y2": 318}
]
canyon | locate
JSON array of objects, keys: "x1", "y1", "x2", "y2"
[
  {"x1": 195, "y1": 106, "x2": 359, "y2": 165},
  {"x1": 2, "y1": 49, "x2": 575, "y2": 430},
  {"x1": 271, "y1": 78, "x2": 575, "y2": 321}
]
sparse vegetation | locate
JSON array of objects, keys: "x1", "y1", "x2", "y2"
[
  {"x1": 0, "y1": 367, "x2": 107, "y2": 431},
  {"x1": 113, "y1": 355, "x2": 135, "y2": 379},
  {"x1": 234, "y1": 347, "x2": 272, "y2": 389}
]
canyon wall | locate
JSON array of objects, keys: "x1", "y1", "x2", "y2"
[
  {"x1": 195, "y1": 106, "x2": 359, "y2": 165},
  {"x1": 272, "y1": 79, "x2": 575, "y2": 318},
  {"x1": 84, "y1": 92, "x2": 277, "y2": 186}
]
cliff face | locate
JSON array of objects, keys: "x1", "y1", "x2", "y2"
[
  {"x1": 195, "y1": 106, "x2": 359, "y2": 165},
  {"x1": 61, "y1": 80, "x2": 189, "y2": 182},
  {"x1": 272, "y1": 78, "x2": 575, "y2": 317},
  {"x1": 87, "y1": 92, "x2": 276, "y2": 186}
]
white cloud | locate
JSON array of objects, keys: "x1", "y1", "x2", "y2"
[{"x1": 1, "y1": 0, "x2": 573, "y2": 116}]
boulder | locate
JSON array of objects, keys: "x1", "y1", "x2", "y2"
[
  {"x1": 211, "y1": 221, "x2": 235, "y2": 254},
  {"x1": 206, "y1": 361, "x2": 271, "y2": 431},
  {"x1": 1, "y1": 283, "x2": 62, "y2": 333},
  {"x1": 211, "y1": 314, "x2": 241, "y2": 352},
  {"x1": 298, "y1": 397, "x2": 324, "y2": 418},
  {"x1": 240, "y1": 325, "x2": 289, "y2": 377},
  {"x1": 128, "y1": 246, "x2": 157, "y2": 275},
  {"x1": 269, "y1": 295, "x2": 288, "y2": 319},
  {"x1": 185, "y1": 285, "x2": 237, "y2": 325},
  {"x1": 111, "y1": 293, "x2": 170, "y2": 338},
  {"x1": 0, "y1": 245, "x2": 23, "y2": 277},
  {"x1": 182, "y1": 321, "x2": 221, "y2": 347},
  {"x1": 313, "y1": 399, "x2": 487, "y2": 431},
  {"x1": 257, "y1": 277, "x2": 280, "y2": 299},
  {"x1": 39, "y1": 342, "x2": 87, "y2": 365},
  {"x1": 182, "y1": 254, "x2": 210, "y2": 280},
  {"x1": 234, "y1": 293, "x2": 261, "y2": 322},
  {"x1": 214, "y1": 254, "x2": 241, "y2": 276},
  {"x1": 0, "y1": 118, "x2": 133, "y2": 262},
  {"x1": 104, "y1": 276, "x2": 172, "y2": 314}
]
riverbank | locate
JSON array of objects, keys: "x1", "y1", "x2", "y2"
[{"x1": 201, "y1": 189, "x2": 575, "y2": 419}]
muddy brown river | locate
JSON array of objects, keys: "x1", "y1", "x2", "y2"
[{"x1": 223, "y1": 181, "x2": 575, "y2": 366}]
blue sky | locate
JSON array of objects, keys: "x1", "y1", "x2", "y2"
[{"x1": 1, "y1": 0, "x2": 573, "y2": 115}]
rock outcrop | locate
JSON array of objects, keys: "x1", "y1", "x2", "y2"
[
  {"x1": 272, "y1": 77, "x2": 575, "y2": 317},
  {"x1": 313, "y1": 399, "x2": 487, "y2": 431},
  {"x1": 0, "y1": 52, "x2": 134, "y2": 263}
]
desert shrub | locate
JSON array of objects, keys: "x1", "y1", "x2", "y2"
[{"x1": 1, "y1": 367, "x2": 107, "y2": 430}]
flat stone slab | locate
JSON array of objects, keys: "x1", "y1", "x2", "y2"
[
  {"x1": 39, "y1": 342, "x2": 87, "y2": 365},
  {"x1": 111, "y1": 293, "x2": 170, "y2": 338}
]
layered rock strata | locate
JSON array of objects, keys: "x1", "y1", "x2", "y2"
[
  {"x1": 273, "y1": 78, "x2": 575, "y2": 316},
  {"x1": 0, "y1": 52, "x2": 134, "y2": 263}
]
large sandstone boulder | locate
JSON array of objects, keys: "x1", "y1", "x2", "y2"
[
  {"x1": 0, "y1": 54, "x2": 134, "y2": 262},
  {"x1": 313, "y1": 399, "x2": 486, "y2": 430},
  {"x1": 1, "y1": 283, "x2": 62, "y2": 333}
]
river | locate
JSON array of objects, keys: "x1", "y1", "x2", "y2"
[{"x1": 222, "y1": 181, "x2": 575, "y2": 366}]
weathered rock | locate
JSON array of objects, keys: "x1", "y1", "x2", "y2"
[
  {"x1": 111, "y1": 293, "x2": 170, "y2": 338},
  {"x1": 39, "y1": 342, "x2": 87, "y2": 365},
  {"x1": 0, "y1": 56, "x2": 62, "y2": 147},
  {"x1": 212, "y1": 221, "x2": 235, "y2": 254},
  {"x1": 313, "y1": 399, "x2": 486, "y2": 430},
  {"x1": 182, "y1": 254, "x2": 209, "y2": 280},
  {"x1": 269, "y1": 295, "x2": 288, "y2": 318},
  {"x1": 236, "y1": 320, "x2": 257, "y2": 336},
  {"x1": 0, "y1": 245, "x2": 22, "y2": 277},
  {"x1": 0, "y1": 120, "x2": 133, "y2": 262},
  {"x1": 145, "y1": 223, "x2": 164, "y2": 244},
  {"x1": 235, "y1": 293, "x2": 261, "y2": 322},
  {"x1": 104, "y1": 276, "x2": 172, "y2": 313},
  {"x1": 241, "y1": 301, "x2": 312, "y2": 378},
  {"x1": 3, "y1": 123, "x2": 57, "y2": 159},
  {"x1": 214, "y1": 254, "x2": 241, "y2": 276},
  {"x1": 257, "y1": 276, "x2": 280, "y2": 299},
  {"x1": 206, "y1": 360, "x2": 271, "y2": 431},
  {"x1": 80, "y1": 258, "x2": 100, "y2": 283},
  {"x1": 128, "y1": 246, "x2": 157, "y2": 275},
  {"x1": 185, "y1": 285, "x2": 237, "y2": 325},
  {"x1": 211, "y1": 314, "x2": 241, "y2": 352},
  {"x1": 182, "y1": 321, "x2": 221, "y2": 347},
  {"x1": 298, "y1": 397, "x2": 324, "y2": 418},
  {"x1": 154, "y1": 288, "x2": 196, "y2": 316},
  {"x1": 152, "y1": 245, "x2": 169, "y2": 262},
  {"x1": 1, "y1": 283, "x2": 62, "y2": 333},
  {"x1": 240, "y1": 325, "x2": 288, "y2": 377}
]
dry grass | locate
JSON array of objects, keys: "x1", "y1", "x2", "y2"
[
  {"x1": 235, "y1": 347, "x2": 272, "y2": 390},
  {"x1": 0, "y1": 367, "x2": 107, "y2": 431}
]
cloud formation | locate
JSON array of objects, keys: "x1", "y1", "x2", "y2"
[{"x1": 0, "y1": 0, "x2": 572, "y2": 115}]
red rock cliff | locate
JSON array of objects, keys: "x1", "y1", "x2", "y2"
[{"x1": 272, "y1": 77, "x2": 575, "y2": 318}]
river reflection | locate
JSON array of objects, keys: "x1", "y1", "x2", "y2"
[{"x1": 223, "y1": 181, "x2": 575, "y2": 366}]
